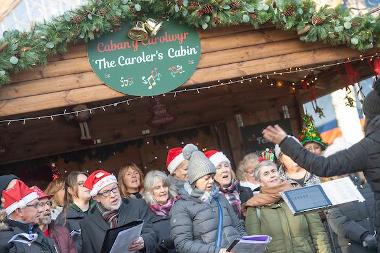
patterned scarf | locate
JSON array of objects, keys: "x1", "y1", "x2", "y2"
[
  {"x1": 219, "y1": 180, "x2": 242, "y2": 217},
  {"x1": 97, "y1": 203, "x2": 119, "y2": 228},
  {"x1": 149, "y1": 198, "x2": 177, "y2": 217}
]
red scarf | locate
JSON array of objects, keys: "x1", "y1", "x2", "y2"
[{"x1": 149, "y1": 198, "x2": 177, "y2": 217}]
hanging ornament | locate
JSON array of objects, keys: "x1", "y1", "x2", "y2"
[
  {"x1": 344, "y1": 87, "x2": 355, "y2": 107},
  {"x1": 150, "y1": 97, "x2": 175, "y2": 127},
  {"x1": 344, "y1": 62, "x2": 359, "y2": 84},
  {"x1": 373, "y1": 57, "x2": 380, "y2": 75},
  {"x1": 128, "y1": 21, "x2": 149, "y2": 41},
  {"x1": 144, "y1": 18, "x2": 163, "y2": 37}
]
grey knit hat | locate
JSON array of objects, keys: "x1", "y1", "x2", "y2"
[
  {"x1": 183, "y1": 144, "x2": 216, "y2": 185},
  {"x1": 363, "y1": 78, "x2": 380, "y2": 122}
]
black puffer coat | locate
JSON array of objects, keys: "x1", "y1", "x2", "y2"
[
  {"x1": 279, "y1": 115, "x2": 380, "y2": 252},
  {"x1": 327, "y1": 176, "x2": 376, "y2": 253}
]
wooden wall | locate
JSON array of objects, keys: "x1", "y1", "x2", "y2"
[
  {"x1": 0, "y1": 25, "x2": 366, "y2": 116},
  {"x1": 0, "y1": 83, "x2": 300, "y2": 172}
]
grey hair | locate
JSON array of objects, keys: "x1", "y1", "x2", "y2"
[
  {"x1": 143, "y1": 170, "x2": 176, "y2": 205},
  {"x1": 236, "y1": 153, "x2": 259, "y2": 181},
  {"x1": 254, "y1": 160, "x2": 278, "y2": 182}
]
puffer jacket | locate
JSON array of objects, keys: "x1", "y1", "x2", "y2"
[
  {"x1": 326, "y1": 175, "x2": 376, "y2": 253},
  {"x1": 170, "y1": 184, "x2": 245, "y2": 253},
  {"x1": 279, "y1": 115, "x2": 380, "y2": 250},
  {"x1": 0, "y1": 219, "x2": 58, "y2": 253},
  {"x1": 246, "y1": 200, "x2": 332, "y2": 253}
]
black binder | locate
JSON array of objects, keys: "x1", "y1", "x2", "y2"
[{"x1": 101, "y1": 220, "x2": 143, "y2": 253}]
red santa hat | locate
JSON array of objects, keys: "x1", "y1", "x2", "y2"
[
  {"x1": 30, "y1": 186, "x2": 52, "y2": 199},
  {"x1": 166, "y1": 147, "x2": 185, "y2": 174},
  {"x1": 84, "y1": 169, "x2": 117, "y2": 197},
  {"x1": 204, "y1": 150, "x2": 230, "y2": 168},
  {"x1": 2, "y1": 180, "x2": 39, "y2": 216}
]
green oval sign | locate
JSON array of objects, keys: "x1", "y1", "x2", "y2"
[{"x1": 87, "y1": 21, "x2": 201, "y2": 96}]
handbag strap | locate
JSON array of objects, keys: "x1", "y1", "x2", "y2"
[{"x1": 214, "y1": 197, "x2": 224, "y2": 248}]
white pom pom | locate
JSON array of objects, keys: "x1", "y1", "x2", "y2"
[{"x1": 183, "y1": 144, "x2": 198, "y2": 160}]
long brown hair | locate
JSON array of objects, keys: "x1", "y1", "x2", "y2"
[
  {"x1": 45, "y1": 177, "x2": 65, "y2": 208},
  {"x1": 63, "y1": 171, "x2": 88, "y2": 209},
  {"x1": 118, "y1": 163, "x2": 144, "y2": 198}
]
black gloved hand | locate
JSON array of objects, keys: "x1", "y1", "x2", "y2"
[
  {"x1": 363, "y1": 234, "x2": 377, "y2": 250},
  {"x1": 157, "y1": 238, "x2": 175, "y2": 253}
]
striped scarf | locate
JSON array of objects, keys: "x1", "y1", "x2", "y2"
[
  {"x1": 97, "y1": 204, "x2": 119, "y2": 228},
  {"x1": 149, "y1": 198, "x2": 177, "y2": 217},
  {"x1": 219, "y1": 180, "x2": 241, "y2": 217}
]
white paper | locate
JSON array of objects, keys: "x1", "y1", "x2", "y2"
[
  {"x1": 109, "y1": 223, "x2": 143, "y2": 253},
  {"x1": 321, "y1": 177, "x2": 365, "y2": 205}
]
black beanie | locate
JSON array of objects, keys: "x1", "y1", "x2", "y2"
[
  {"x1": 363, "y1": 78, "x2": 380, "y2": 122},
  {"x1": 0, "y1": 174, "x2": 19, "y2": 195}
]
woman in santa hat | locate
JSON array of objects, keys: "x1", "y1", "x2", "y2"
[
  {"x1": 204, "y1": 149, "x2": 252, "y2": 218},
  {"x1": 166, "y1": 147, "x2": 188, "y2": 195}
]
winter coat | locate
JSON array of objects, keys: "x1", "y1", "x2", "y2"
[
  {"x1": 326, "y1": 176, "x2": 376, "y2": 253},
  {"x1": 170, "y1": 185, "x2": 246, "y2": 253},
  {"x1": 237, "y1": 183, "x2": 253, "y2": 204},
  {"x1": 48, "y1": 222, "x2": 77, "y2": 253},
  {"x1": 56, "y1": 204, "x2": 88, "y2": 253},
  {"x1": 245, "y1": 200, "x2": 332, "y2": 253},
  {"x1": 151, "y1": 215, "x2": 176, "y2": 253},
  {"x1": 80, "y1": 198, "x2": 156, "y2": 253},
  {"x1": 167, "y1": 175, "x2": 185, "y2": 196},
  {"x1": 279, "y1": 115, "x2": 380, "y2": 250},
  {"x1": 0, "y1": 219, "x2": 58, "y2": 253}
]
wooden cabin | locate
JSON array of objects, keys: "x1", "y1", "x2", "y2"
[{"x1": 0, "y1": 23, "x2": 376, "y2": 184}]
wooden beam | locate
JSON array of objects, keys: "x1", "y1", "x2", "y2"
[
  {"x1": 0, "y1": 46, "x2": 371, "y2": 116},
  {"x1": 0, "y1": 0, "x2": 20, "y2": 22},
  {"x1": 4, "y1": 39, "x2": 329, "y2": 100},
  {"x1": 11, "y1": 29, "x2": 298, "y2": 84}
]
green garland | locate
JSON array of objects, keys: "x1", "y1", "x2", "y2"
[{"x1": 0, "y1": 0, "x2": 379, "y2": 87}]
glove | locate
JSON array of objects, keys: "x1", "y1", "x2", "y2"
[
  {"x1": 157, "y1": 238, "x2": 175, "y2": 252},
  {"x1": 363, "y1": 234, "x2": 377, "y2": 250}
]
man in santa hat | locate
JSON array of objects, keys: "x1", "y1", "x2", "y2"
[
  {"x1": 0, "y1": 180, "x2": 58, "y2": 253},
  {"x1": 80, "y1": 169, "x2": 156, "y2": 253},
  {"x1": 166, "y1": 147, "x2": 189, "y2": 195},
  {"x1": 31, "y1": 186, "x2": 77, "y2": 253}
]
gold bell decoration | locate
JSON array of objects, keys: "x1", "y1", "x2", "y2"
[
  {"x1": 144, "y1": 18, "x2": 163, "y2": 37},
  {"x1": 128, "y1": 21, "x2": 149, "y2": 41}
]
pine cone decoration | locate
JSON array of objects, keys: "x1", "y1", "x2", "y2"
[
  {"x1": 213, "y1": 16, "x2": 221, "y2": 25},
  {"x1": 71, "y1": 15, "x2": 85, "y2": 24},
  {"x1": 177, "y1": 0, "x2": 184, "y2": 6},
  {"x1": 188, "y1": 1, "x2": 200, "y2": 10},
  {"x1": 283, "y1": 5, "x2": 295, "y2": 17},
  {"x1": 97, "y1": 8, "x2": 108, "y2": 16},
  {"x1": 250, "y1": 12, "x2": 257, "y2": 20},
  {"x1": 230, "y1": 1, "x2": 241, "y2": 9},
  {"x1": 311, "y1": 15, "x2": 323, "y2": 25},
  {"x1": 202, "y1": 4, "x2": 213, "y2": 14},
  {"x1": 112, "y1": 16, "x2": 121, "y2": 27},
  {"x1": 197, "y1": 9, "x2": 204, "y2": 16}
]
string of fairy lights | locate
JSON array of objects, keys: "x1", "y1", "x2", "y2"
[{"x1": 0, "y1": 52, "x2": 378, "y2": 125}]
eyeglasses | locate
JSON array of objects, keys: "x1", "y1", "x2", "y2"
[
  {"x1": 26, "y1": 201, "x2": 53, "y2": 209},
  {"x1": 98, "y1": 187, "x2": 119, "y2": 197}
]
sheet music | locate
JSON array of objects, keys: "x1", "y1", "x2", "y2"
[
  {"x1": 321, "y1": 177, "x2": 365, "y2": 205},
  {"x1": 109, "y1": 223, "x2": 143, "y2": 253}
]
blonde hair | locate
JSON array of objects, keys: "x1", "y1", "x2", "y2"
[
  {"x1": 45, "y1": 177, "x2": 65, "y2": 207},
  {"x1": 143, "y1": 170, "x2": 176, "y2": 205},
  {"x1": 236, "y1": 153, "x2": 259, "y2": 181},
  {"x1": 118, "y1": 163, "x2": 145, "y2": 198}
]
